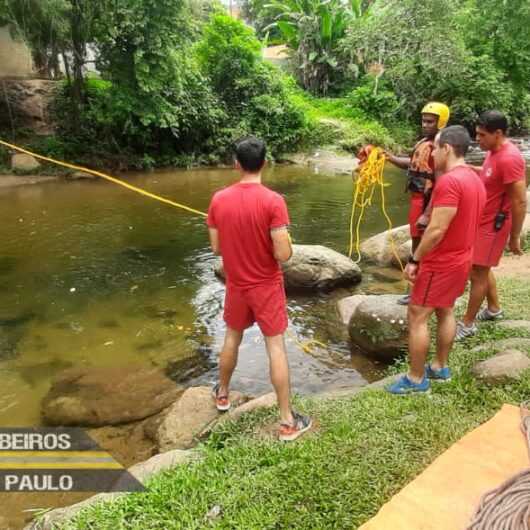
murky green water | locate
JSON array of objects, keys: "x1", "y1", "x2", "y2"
[{"x1": 0, "y1": 163, "x2": 410, "y2": 428}]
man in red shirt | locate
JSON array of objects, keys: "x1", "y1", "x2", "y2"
[
  {"x1": 386, "y1": 102, "x2": 450, "y2": 305},
  {"x1": 388, "y1": 126, "x2": 486, "y2": 395},
  {"x1": 456, "y1": 111, "x2": 528, "y2": 340},
  {"x1": 207, "y1": 136, "x2": 312, "y2": 441}
]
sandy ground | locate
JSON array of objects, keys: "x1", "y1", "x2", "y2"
[{"x1": 494, "y1": 253, "x2": 530, "y2": 280}]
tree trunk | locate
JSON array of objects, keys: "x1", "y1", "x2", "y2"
[
  {"x1": 69, "y1": 0, "x2": 86, "y2": 133},
  {"x1": 62, "y1": 50, "x2": 72, "y2": 84}
]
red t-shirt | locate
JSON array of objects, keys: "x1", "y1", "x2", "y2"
[
  {"x1": 479, "y1": 141, "x2": 526, "y2": 227},
  {"x1": 421, "y1": 166, "x2": 486, "y2": 272},
  {"x1": 207, "y1": 182, "x2": 289, "y2": 288}
]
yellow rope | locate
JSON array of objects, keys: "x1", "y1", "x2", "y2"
[
  {"x1": 0, "y1": 139, "x2": 207, "y2": 218},
  {"x1": 349, "y1": 147, "x2": 404, "y2": 271}
]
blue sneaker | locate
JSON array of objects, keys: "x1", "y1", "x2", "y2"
[
  {"x1": 425, "y1": 364, "x2": 452, "y2": 382},
  {"x1": 386, "y1": 375, "x2": 430, "y2": 395}
]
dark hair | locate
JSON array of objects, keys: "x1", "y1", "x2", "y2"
[
  {"x1": 234, "y1": 136, "x2": 266, "y2": 172},
  {"x1": 438, "y1": 125, "x2": 471, "y2": 157},
  {"x1": 477, "y1": 110, "x2": 508, "y2": 134}
]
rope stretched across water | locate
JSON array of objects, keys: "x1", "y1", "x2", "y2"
[
  {"x1": 466, "y1": 401, "x2": 530, "y2": 530},
  {"x1": 0, "y1": 139, "x2": 208, "y2": 218}
]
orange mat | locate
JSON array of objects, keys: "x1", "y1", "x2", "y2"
[{"x1": 360, "y1": 404, "x2": 529, "y2": 530}]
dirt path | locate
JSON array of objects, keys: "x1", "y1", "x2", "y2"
[{"x1": 494, "y1": 253, "x2": 530, "y2": 279}]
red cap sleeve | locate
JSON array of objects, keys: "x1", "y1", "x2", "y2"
[{"x1": 270, "y1": 194, "x2": 290, "y2": 230}]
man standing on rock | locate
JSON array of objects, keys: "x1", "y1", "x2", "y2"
[
  {"x1": 456, "y1": 111, "x2": 528, "y2": 340},
  {"x1": 386, "y1": 102, "x2": 450, "y2": 305},
  {"x1": 206, "y1": 136, "x2": 312, "y2": 441},
  {"x1": 388, "y1": 126, "x2": 486, "y2": 395}
]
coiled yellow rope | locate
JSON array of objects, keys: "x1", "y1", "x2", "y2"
[{"x1": 348, "y1": 147, "x2": 404, "y2": 271}]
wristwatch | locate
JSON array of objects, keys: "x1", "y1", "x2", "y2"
[{"x1": 408, "y1": 255, "x2": 420, "y2": 265}]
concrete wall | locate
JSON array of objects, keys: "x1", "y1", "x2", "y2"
[{"x1": 0, "y1": 26, "x2": 34, "y2": 78}]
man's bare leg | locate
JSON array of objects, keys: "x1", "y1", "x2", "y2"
[
  {"x1": 408, "y1": 304, "x2": 435, "y2": 381},
  {"x1": 431, "y1": 307, "x2": 456, "y2": 370},
  {"x1": 218, "y1": 327, "x2": 243, "y2": 397},
  {"x1": 462, "y1": 265, "x2": 490, "y2": 326},
  {"x1": 485, "y1": 269, "x2": 501, "y2": 313},
  {"x1": 264, "y1": 334, "x2": 294, "y2": 425}
]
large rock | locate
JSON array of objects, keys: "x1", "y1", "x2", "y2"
[
  {"x1": 156, "y1": 386, "x2": 247, "y2": 452},
  {"x1": 337, "y1": 295, "x2": 366, "y2": 325},
  {"x1": 215, "y1": 244, "x2": 362, "y2": 292},
  {"x1": 521, "y1": 213, "x2": 530, "y2": 238},
  {"x1": 472, "y1": 349, "x2": 530, "y2": 384},
  {"x1": 42, "y1": 366, "x2": 181, "y2": 427},
  {"x1": 349, "y1": 294, "x2": 408, "y2": 361},
  {"x1": 360, "y1": 225, "x2": 411, "y2": 269},
  {"x1": 0, "y1": 79, "x2": 58, "y2": 135},
  {"x1": 11, "y1": 153, "x2": 40, "y2": 172}
]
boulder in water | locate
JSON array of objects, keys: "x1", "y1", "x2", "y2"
[
  {"x1": 348, "y1": 294, "x2": 408, "y2": 361},
  {"x1": 360, "y1": 225, "x2": 411, "y2": 269},
  {"x1": 215, "y1": 244, "x2": 362, "y2": 292},
  {"x1": 42, "y1": 366, "x2": 181, "y2": 427}
]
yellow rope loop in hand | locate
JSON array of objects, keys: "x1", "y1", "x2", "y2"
[{"x1": 348, "y1": 147, "x2": 404, "y2": 271}]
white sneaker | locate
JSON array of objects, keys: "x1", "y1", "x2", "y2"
[
  {"x1": 476, "y1": 307, "x2": 504, "y2": 322},
  {"x1": 455, "y1": 321, "x2": 478, "y2": 341}
]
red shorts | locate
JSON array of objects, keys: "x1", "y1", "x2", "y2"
[
  {"x1": 473, "y1": 221, "x2": 511, "y2": 268},
  {"x1": 409, "y1": 193, "x2": 424, "y2": 239},
  {"x1": 411, "y1": 264, "x2": 471, "y2": 308},
  {"x1": 224, "y1": 282, "x2": 288, "y2": 336}
]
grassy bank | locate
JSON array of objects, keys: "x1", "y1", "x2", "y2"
[
  {"x1": 62, "y1": 276, "x2": 530, "y2": 530},
  {"x1": 289, "y1": 88, "x2": 416, "y2": 156}
]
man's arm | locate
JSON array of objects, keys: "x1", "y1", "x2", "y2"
[
  {"x1": 507, "y1": 179, "x2": 528, "y2": 255},
  {"x1": 414, "y1": 207, "x2": 457, "y2": 260},
  {"x1": 208, "y1": 227, "x2": 220, "y2": 255},
  {"x1": 386, "y1": 153, "x2": 411, "y2": 170},
  {"x1": 271, "y1": 227, "x2": 292, "y2": 263},
  {"x1": 405, "y1": 206, "x2": 457, "y2": 282}
]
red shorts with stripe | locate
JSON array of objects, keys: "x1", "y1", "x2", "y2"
[
  {"x1": 411, "y1": 264, "x2": 471, "y2": 308},
  {"x1": 472, "y1": 221, "x2": 511, "y2": 268},
  {"x1": 409, "y1": 193, "x2": 425, "y2": 239},
  {"x1": 224, "y1": 282, "x2": 288, "y2": 336}
]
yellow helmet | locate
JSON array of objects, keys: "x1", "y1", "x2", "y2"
[{"x1": 422, "y1": 102, "x2": 450, "y2": 129}]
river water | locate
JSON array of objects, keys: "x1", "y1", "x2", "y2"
[{"x1": 0, "y1": 163, "x2": 409, "y2": 429}]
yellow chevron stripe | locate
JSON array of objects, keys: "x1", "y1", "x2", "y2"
[
  {"x1": 0, "y1": 462, "x2": 123, "y2": 469},
  {"x1": 0, "y1": 451, "x2": 111, "y2": 458}
]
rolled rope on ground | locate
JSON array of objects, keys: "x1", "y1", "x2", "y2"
[{"x1": 466, "y1": 403, "x2": 530, "y2": 530}]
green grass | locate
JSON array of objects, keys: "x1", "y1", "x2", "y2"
[
  {"x1": 63, "y1": 277, "x2": 530, "y2": 530},
  {"x1": 289, "y1": 88, "x2": 415, "y2": 154}
]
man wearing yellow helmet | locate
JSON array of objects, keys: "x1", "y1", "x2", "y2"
[{"x1": 386, "y1": 102, "x2": 450, "y2": 304}]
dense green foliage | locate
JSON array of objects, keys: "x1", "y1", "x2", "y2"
[
  {"x1": 244, "y1": 0, "x2": 530, "y2": 128},
  {"x1": 341, "y1": 0, "x2": 530, "y2": 127},
  {"x1": 64, "y1": 276, "x2": 530, "y2": 529},
  {"x1": 264, "y1": 0, "x2": 369, "y2": 95},
  {"x1": 1, "y1": 0, "x2": 529, "y2": 169}
]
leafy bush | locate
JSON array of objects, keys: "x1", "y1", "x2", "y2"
[
  {"x1": 346, "y1": 77, "x2": 400, "y2": 122},
  {"x1": 196, "y1": 15, "x2": 306, "y2": 157}
]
